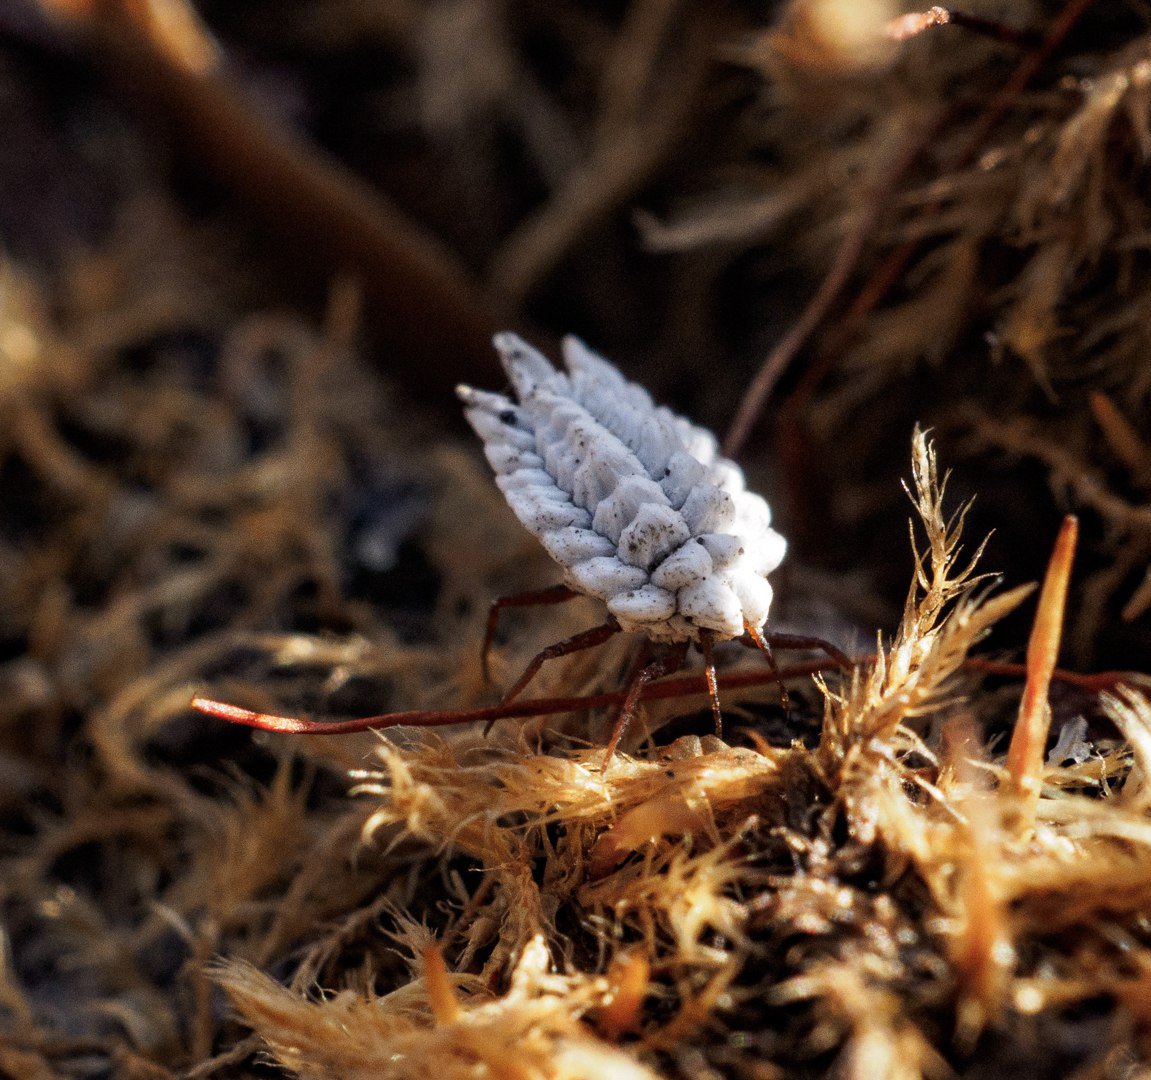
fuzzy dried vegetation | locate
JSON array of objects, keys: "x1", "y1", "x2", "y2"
[
  {"x1": 208, "y1": 434, "x2": 1151, "y2": 1080},
  {"x1": 0, "y1": 228, "x2": 1148, "y2": 1078},
  {"x1": 695, "y1": 0, "x2": 1151, "y2": 659},
  {"x1": 5, "y1": 1, "x2": 1151, "y2": 1079}
]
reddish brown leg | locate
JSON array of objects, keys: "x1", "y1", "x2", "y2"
[
  {"x1": 743, "y1": 622, "x2": 790, "y2": 716},
  {"x1": 601, "y1": 641, "x2": 690, "y2": 769},
  {"x1": 480, "y1": 584, "x2": 578, "y2": 683},
  {"x1": 760, "y1": 632, "x2": 852, "y2": 672},
  {"x1": 621, "y1": 637, "x2": 654, "y2": 690},
  {"x1": 698, "y1": 629, "x2": 723, "y2": 739},
  {"x1": 500, "y1": 619, "x2": 621, "y2": 705}
]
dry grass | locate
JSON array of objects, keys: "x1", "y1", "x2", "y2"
[
  {"x1": 54, "y1": 414, "x2": 1145, "y2": 1079},
  {"x1": 3, "y1": 2, "x2": 1151, "y2": 1078}
]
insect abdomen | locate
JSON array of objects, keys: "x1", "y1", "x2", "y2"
[{"x1": 457, "y1": 335, "x2": 786, "y2": 642}]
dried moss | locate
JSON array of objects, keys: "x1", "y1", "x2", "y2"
[{"x1": 3, "y1": 3, "x2": 1151, "y2": 1078}]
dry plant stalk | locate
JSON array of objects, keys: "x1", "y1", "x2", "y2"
[
  {"x1": 36, "y1": 0, "x2": 504, "y2": 398},
  {"x1": 1005, "y1": 514, "x2": 1078, "y2": 825},
  {"x1": 818, "y1": 429, "x2": 1034, "y2": 771},
  {"x1": 201, "y1": 429, "x2": 1151, "y2": 1079},
  {"x1": 3, "y1": 274, "x2": 1148, "y2": 1080}
]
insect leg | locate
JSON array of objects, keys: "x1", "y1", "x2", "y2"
[
  {"x1": 742, "y1": 621, "x2": 790, "y2": 716},
  {"x1": 499, "y1": 618, "x2": 621, "y2": 705},
  {"x1": 480, "y1": 584, "x2": 578, "y2": 683},
  {"x1": 621, "y1": 637, "x2": 654, "y2": 689},
  {"x1": 760, "y1": 632, "x2": 852, "y2": 672},
  {"x1": 602, "y1": 640, "x2": 690, "y2": 769},
  {"x1": 698, "y1": 629, "x2": 723, "y2": 739}
]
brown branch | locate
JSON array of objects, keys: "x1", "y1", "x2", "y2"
[
  {"x1": 886, "y1": 8, "x2": 1041, "y2": 48},
  {"x1": 962, "y1": 658, "x2": 1137, "y2": 694},
  {"x1": 37, "y1": 0, "x2": 506, "y2": 401},
  {"x1": 1090, "y1": 391, "x2": 1151, "y2": 487}
]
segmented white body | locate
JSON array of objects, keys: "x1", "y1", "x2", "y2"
[{"x1": 457, "y1": 334, "x2": 787, "y2": 644}]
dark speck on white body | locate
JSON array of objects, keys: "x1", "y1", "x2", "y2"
[{"x1": 457, "y1": 334, "x2": 787, "y2": 644}]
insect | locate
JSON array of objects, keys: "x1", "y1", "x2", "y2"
[
  {"x1": 193, "y1": 334, "x2": 850, "y2": 758},
  {"x1": 458, "y1": 333, "x2": 846, "y2": 761}
]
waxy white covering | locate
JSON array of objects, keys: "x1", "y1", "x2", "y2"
[{"x1": 457, "y1": 334, "x2": 787, "y2": 643}]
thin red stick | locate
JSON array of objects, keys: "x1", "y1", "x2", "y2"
[
  {"x1": 887, "y1": 8, "x2": 1040, "y2": 48},
  {"x1": 192, "y1": 645, "x2": 1136, "y2": 737},
  {"x1": 191, "y1": 659, "x2": 835, "y2": 736}
]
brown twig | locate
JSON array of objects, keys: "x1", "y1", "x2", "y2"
[
  {"x1": 886, "y1": 8, "x2": 1041, "y2": 48},
  {"x1": 181, "y1": 1034, "x2": 262, "y2": 1080},
  {"x1": 36, "y1": 0, "x2": 505, "y2": 400},
  {"x1": 962, "y1": 657, "x2": 1136, "y2": 694},
  {"x1": 1090, "y1": 391, "x2": 1151, "y2": 486},
  {"x1": 440, "y1": 875, "x2": 497, "y2": 954}
]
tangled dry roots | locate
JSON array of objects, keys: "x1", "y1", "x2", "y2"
[{"x1": 4, "y1": 227, "x2": 1150, "y2": 1077}]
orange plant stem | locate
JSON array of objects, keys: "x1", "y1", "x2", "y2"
[{"x1": 1005, "y1": 515, "x2": 1078, "y2": 823}]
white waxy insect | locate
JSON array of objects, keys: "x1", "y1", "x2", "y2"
[
  {"x1": 457, "y1": 334, "x2": 787, "y2": 646},
  {"x1": 454, "y1": 334, "x2": 843, "y2": 763},
  {"x1": 191, "y1": 335, "x2": 841, "y2": 759}
]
